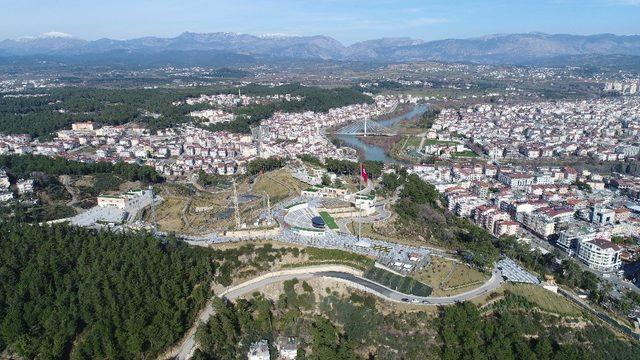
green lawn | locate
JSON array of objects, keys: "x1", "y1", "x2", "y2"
[{"x1": 319, "y1": 211, "x2": 339, "y2": 229}]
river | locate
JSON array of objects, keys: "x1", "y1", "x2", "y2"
[{"x1": 335, "y1": 104, "x2": 428, "y2": 163}]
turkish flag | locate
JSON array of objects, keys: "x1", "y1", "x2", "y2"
[{"x1": 360, "y1": 163, "x2": 368, "y2": 183}]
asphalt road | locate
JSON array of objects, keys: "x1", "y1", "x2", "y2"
[{"x1": 170, "y1": 266, "x2": 503, "y2": 359}]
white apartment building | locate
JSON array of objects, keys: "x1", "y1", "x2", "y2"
[
  {"x1": 576, "y1": 238, "x2": 622, "y2": 272},
  {"x1": 557, "y1": 226, "x2": 598, "y2": 256},
  {"x1": 498, "y1": 172, "x2": 534, "y2": 188},
  {"x1": 0, "y1": 191, "x2": 13, "y2": 202}
]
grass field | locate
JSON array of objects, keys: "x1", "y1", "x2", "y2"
[
  {"x1": 347, "y1": 222, "x2": 396, "y2": 242},
  {"x1": 444, "y1": 263, "x2": 488, "y2": 289},
  {"x1": 506, "y1": 283, "x2": 582, "y2": 316},
  {"x1": 148, "y1": 169, "x2": 306, "y2": 234},
  {"x1": 296, "y1": 247, "x2": 375, "y2": 270},
  {"x1": 319, "y1": 211, "x2": 339, "y2": 229},
  {"x1": 252, "y1": 168, "x2": 306, "y2": 204},
  {"x1": 412, "y1": 258, "x2": 488, "y2": 296},
  {"x1": 412, "y1": 258, "x2": 455, "y2": 296}
]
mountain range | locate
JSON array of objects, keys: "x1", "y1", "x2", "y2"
[{"x1": 2, "y1": 31, "x2": 640, "y2": 66}]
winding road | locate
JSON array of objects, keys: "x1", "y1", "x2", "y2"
[{"x1": 167, "y1": 265, "x2": 503, "y2": 360}]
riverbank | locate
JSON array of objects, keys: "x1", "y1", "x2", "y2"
[{"x1": 334, "y1": 103, "x2": 428, "y2": 163}]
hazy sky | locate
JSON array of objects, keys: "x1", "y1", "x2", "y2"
[{"x1": 2, "y1": 0, "x2": 639, "y2": 44}]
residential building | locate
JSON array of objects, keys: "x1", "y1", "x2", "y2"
[
  {"x1": 97, "y1": 189, "x2": 152, "y2": 210},
  {"x1": 590, "y1": 205, "x2": 616, "y2": 225},
  {"x1": 576, "y1": 238, "x2": 622, "y2": 272}
]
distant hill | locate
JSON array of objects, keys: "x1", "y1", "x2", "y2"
[
  {"x1": 386, "y1": 33, "x2": 640, "y2": 63},
  {"x1": 2, "y1": 31, "x2": 640, "y2": 66}
]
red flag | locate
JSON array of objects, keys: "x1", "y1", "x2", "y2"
[{"x1": 360, "y1": 163, "x2": 368, "y2": 183}]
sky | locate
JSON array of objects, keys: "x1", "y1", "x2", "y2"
[{"x1": 1, "y1": 0, "x2": 640, "y2": 44}]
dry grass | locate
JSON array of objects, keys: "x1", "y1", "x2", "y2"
[
  {"x1": 252, "y1": 168, "x2": 306, "y2": 204},
  {"x1": 506, "y1": 283, "x2": 582, "y2": 316},
  {"x1": 444, "y1": 263, "x2": 489, "y2": 290},
  {"x1": 147, "y1": 183, "x2": 237, "y2": 234},
  {"x1": 412, "y1": 257, "x2": 455, "y2": 296},
  {"x1": 412, "y1": 258, "x2": 488, "y2": 296},
  {"x1": 347, "y1": 222, "x2": 400, "y2": 243},
  {"x1": 153, "y1": 197, "x2": 187, "y2": 232}
]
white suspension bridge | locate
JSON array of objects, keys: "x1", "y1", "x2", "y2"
[{"x1": 334, "y1": 117, "x2": 396, "y2": 136}]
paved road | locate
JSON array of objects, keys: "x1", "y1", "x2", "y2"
[
  {"x1": 169, "y1": 265, "x2": 503, "y2": 359},
  {"x1": 223, "y1": 268, "x2": 502, "y2": 305}
]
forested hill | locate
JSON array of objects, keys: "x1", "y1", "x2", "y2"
[
  {"x1": 0, "y1": 154, "x2": 163, "y2": 183},
  {"x1": 0, "y1": 223, "x2": 214, "y2": 359},
  {"x1": 0, "y1": 83, "x2": 372, "y2": 137}
]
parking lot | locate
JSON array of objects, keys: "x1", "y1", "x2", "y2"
[
  {"x1": 497, "y1": 258, "x2": 540, "y2": 284},
  {"x1": 69, "y1": 206, "x2": 126, "y2": 227}
]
